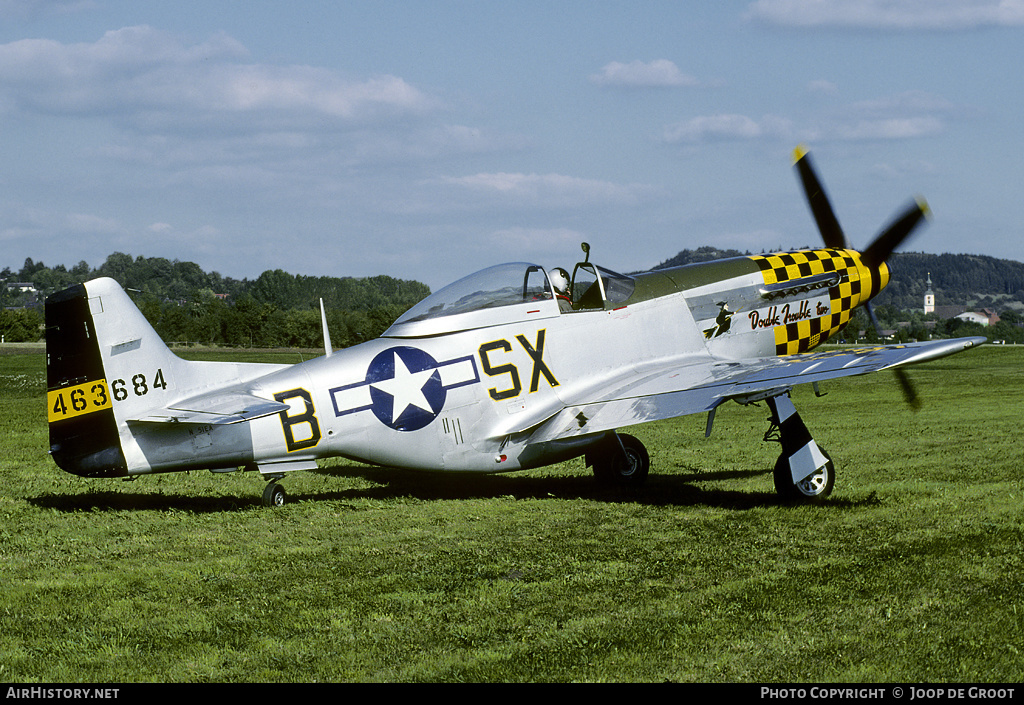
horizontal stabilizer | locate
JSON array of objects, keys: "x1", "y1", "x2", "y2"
[{"x1": 127, "y1": 392, "x2": 289, "y2": 426}]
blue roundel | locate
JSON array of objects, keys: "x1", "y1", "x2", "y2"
[{"x1": 365, "y1": 346, "x2": 446, "y2": 431}]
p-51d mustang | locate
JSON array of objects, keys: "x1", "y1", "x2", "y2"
[{"x1": 45, "y1": 148, "x2": 984, "y2": 506}]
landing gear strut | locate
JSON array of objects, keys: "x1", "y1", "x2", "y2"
[
  {"x1": 589, "y1": 432, "x2": 650, "y2": 487},
  {"x1": 765, "y1": 394, "x2": 835, "y2": 501}
]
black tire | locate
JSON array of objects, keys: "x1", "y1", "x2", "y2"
[
  {"x1": 773, "y1": 449, "x2": 834, "y2": 501},
  {"x1": 593, "y1": 433, "x2": 650, "y2": 487},
  {"x1": 262, "y1": 482, "x2": 286, "y2": 507}
]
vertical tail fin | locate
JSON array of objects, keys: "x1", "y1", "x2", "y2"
[
  {"x1": 46, "y1": 277, "x2": 292, "y2": 478},
  {"x1": 45, "y1": 281, "x2": 128, "y2": 477}
]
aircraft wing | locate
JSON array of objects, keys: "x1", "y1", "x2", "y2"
[
  {"x1": 126, "y1": 391, "x2": 290, "y2": 425},
  {"x1": 515, "y1": 336, "x2": 986, "y2": 444}
]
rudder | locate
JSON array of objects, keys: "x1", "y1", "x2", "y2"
[
  {"x1": 46, "y1": 277, "x2": 291, "y2": 479},
  {"x1": 45, "y1": 282, "x2": 128, "y2": 477}
]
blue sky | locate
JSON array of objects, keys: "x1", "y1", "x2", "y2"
[{"x1": 1, "y1": 1, "x2": 1022, "y2": 290}]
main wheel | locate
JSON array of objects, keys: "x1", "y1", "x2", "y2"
[
  {"x1": 773, "y1": 449, "x2": 834, "y2": 501},
  {"x1": 262, "y1": 481, "x2": 287, "y2": 507},
  {"x1": 593, "y1": 433, "x2": 650, "y2": 487}
]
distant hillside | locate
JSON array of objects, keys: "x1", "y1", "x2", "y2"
[
  {"x1": 652, "y1": 246, "x2": 753, "y2": 269},
  {"x1": 880, "y1": 252, "x2": 1024, "y2": 313},
  {"x1": 6, "y1": 247, "x2": 1024, "y2": 346},
  {"x1": 2, "y1": 252, "x2": 430, "y2": 312},
  {"x1": 1, "y1": 252, "x2": 431, "y2": 347},
  {"x1": 651, "y1": 247, "x2": 1024, "y2": 313}
]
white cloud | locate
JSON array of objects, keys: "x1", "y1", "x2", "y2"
[
  {"x1": 590, "y1": 59, "x2": 699, "y2": 88},
  {"x1": 745, "y1": 0, "x2": 1024, "y2": 30},
  {"x1": 824, "y1": 90, "x2": 957, "y2": 140},
  {"x1": 830, "y1": 117, "x2": 945, "y2": 140},
  {"x1": 868, "y1": 159, "x2": 939, "y2": 180},
  {"x1": 488, "y1": 227, "x2": 584, "y2": 250},
  {"x1": 662, "y1": 91, "x2": 956, "y2": 144},
  {"x1": 441, "y1": 172, "x2": 653, "y2": 207},
  {"x1": 663, "y1": 114, "x2": 794, "y2": 143},
  {"x1": 0, "y1": 25, "x2": 463, "y2": 195},
  {"x1": 0, "y1": 26, "x2": 439, "y2": 126},
  {"x1": 847, "y1": 90, "x2": 957, "y2": 115},
  {"x1": 0, "y1": 0, "x2": 94, "y2": 21},
  {"x1": 807, "y1": 79, "x2": 840, "y2": 95},
  {"x1": 64, "y1": 212, "x2": 124, "y2": 235}
]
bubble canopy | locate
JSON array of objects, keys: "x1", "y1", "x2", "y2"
[{"x1": 384, "y1": 262, "x2": 560, "y2": 338}]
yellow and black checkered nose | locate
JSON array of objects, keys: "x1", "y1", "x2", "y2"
[
  {"x1": 750, "y1": 248, "x2": 890, "y2": 355},
  {"x1": 783, "y1": 147, "x2": 929, "y2": 355},
  {"x1": 870, "y1": 260, "x2": 890, "y2": 301}
]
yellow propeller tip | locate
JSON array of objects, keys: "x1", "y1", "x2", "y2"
[
  {"x1": 916, "y1": 196, "x2": 932, "y2": 219},
  {"x1": 792, "y1": 144, "x2": 809, "y2": 164}
]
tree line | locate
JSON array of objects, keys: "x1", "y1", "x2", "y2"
[
  {"x1": 1, "y1": 253, "x2": 430, "y2": 347},
  {"x1": 6, "y1": 248, "x2": 1024, "y2": 346},
  {"x1": 875, "y1": 252, "x2": 1024, "y2": 312}
]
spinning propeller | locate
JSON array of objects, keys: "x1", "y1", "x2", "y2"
[{"x1": 793, "y1": 145, "x2": 929, "y2": 409}]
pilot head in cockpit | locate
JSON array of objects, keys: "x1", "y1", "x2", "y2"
[{"x1": 550, "y1": 267, "x2": 572, "y2": 312}]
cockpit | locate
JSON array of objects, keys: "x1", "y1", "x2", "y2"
[
  {"x1": 383, "y1": 247, "x2": 636, "y2": 338},
  {"x1": 569, "y1": 261, "x2": 636, "y2": 310},
  {"x1": 385, "y1": 262, "x2": 558, "y2": 337}
]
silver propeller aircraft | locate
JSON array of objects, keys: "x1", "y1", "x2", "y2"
[{"x1": 45, "y1": 148, "x2": 985, "y2": 506}]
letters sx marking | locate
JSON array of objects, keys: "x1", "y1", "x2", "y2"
[{"x1": 479, "y1": 330, "x2": 558, "y2": 401}]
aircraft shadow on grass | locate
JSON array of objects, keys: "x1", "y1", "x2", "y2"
[{"x1": 30, "y1": 462, "x2": 881, "y2": 514}]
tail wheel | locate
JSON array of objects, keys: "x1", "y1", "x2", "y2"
[
  {"x1": 593, "y1": 433, "x2": 650, "y2": 487},
  {"x1": 773, "y1": 449, "x2": 835, "y2": 501},
  {"x1": 262, "y1": 481, "x2": 287, "y2": 507}
]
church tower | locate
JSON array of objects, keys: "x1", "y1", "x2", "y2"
[{"x1": 924, "y1": 273, "x2": 935, "y2": 314}]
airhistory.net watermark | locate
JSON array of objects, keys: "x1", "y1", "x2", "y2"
[{"x1": 5, "y1": 688, "x2": 119, "y2": 700}]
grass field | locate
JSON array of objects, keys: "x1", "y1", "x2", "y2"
[{"x1": 1, "y1": 344, "x2": 1021, "y2": 683}]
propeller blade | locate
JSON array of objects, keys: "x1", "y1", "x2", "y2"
[
  {"x1": 865, "y1": 301, "x2": 883, "y2": 336},
  {"x1": 861, "y1": 197, "x2": 931, "y2": 270},
  {"x1": 793, "y1": 145, "x2": 848, "y2": 249},
  {"x1": 894, "y1": 368, "x2": 922, "y2": 411},
  {"x1": 866, "y1": 301, "x2": 922, "y2": 411},
  {"x1": 793, "y1": 147, "x2": 927, "y2": 411}
]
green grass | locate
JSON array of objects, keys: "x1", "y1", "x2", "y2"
[{"x1": 0, "y1": 345, "x2": 1021, "y2": 682}]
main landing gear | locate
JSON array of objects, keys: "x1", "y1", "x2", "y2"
[
  {"x1": 764, "y1": 393, "x2": 835, "y2": 501},
  {"x1": 262, "y1": 477, "x2": 287, "y2": 507},
  {"x1": 587, "y1": 394, "x2": 835, "y2": 501},
  {"x1": 588, "y1": 432, "x2": 650, "y2": 487}
]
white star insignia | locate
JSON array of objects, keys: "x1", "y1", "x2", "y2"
[{"x1": 370, "y1": 352, "x2": 436, "y2": 423}]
